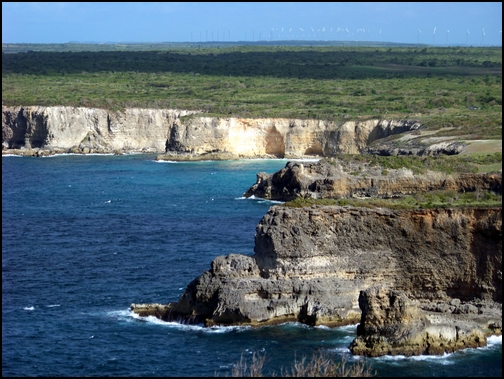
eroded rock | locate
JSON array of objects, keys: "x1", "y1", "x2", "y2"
[
  {"x1": 243, "y1": 158, "x2": 502, "y2": 201},
  {"x1": 132, "y1": 206, "x2": 501, "y2": 334},
  {"x1": 3, "y1": 106, "x2": 423, "y2": 157},
  {"x1": 349, "y1": 286, "x2": 489, "y2": 357}
]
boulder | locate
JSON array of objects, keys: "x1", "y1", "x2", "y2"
[{"x1": 349, "y1": 286, "x2": 488, "y2": 357}]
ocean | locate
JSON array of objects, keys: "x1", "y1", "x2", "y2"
[{"x1": 2, "y1": 154, "x2": 501, "y2": 377}]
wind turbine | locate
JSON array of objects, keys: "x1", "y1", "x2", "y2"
[
  {"x1": 446, "y1": 29, "x2": 450, "y2": 46},
  {"x1": 433, "y1": 26, "x2": 436, "y2": 45},
  {"x1": 466, "y1": 30, "x2": 470, "y2": 45},
  {"x1": 481, "y1": 28, "x2": 485, "y2": 46},
  {"x1": 418, "y1": 29, "x2": 421, "y2": 44}
]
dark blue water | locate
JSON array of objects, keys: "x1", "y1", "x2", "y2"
[{"x1": 2, "y1": 154, "x2": 502, "y2": 377}]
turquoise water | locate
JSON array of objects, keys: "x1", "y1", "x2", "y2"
[{"x1": 2, "y1": 154, "x2": 501, "y2": 376}]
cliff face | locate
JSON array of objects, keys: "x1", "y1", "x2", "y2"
[
  {"x1": 348, "y1": 286, "x2": 490, "y2": 357},
  {"x1": 2, "y1": 106, "x2": 421, "y2": 156},
  {"x1": 2, "y1": 105, "x2": 197, "y2": 153},
  {"x1": 162, "y1": 116, "x2": 421, "y2": 159},
  {"x1": 243, "y1": 159, "x2": 502, "y2": 201},
  {"x1": 132, "y1": 205, "x2": 502, "y2": 334}
]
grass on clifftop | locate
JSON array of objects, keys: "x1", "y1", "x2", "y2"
[
  {"x1": 329, "y1": 152, "x2": 502, "y2": 175},
  {"x1": 2, "y1": 46, "x2": 501, "y2": 139},
  {"x1": 285, "y1": 153, "x2": 502, "y2": 209},
  {"x1": 284, "y1": 190, "x2": 502, "y2": 210}
]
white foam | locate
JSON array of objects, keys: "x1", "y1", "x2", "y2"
[
  {"x1": 339, "y1": 335, "x2": 356, "y2": 343},
  {"x1": 372, "y1": 351, "x2": 454, "y2": 364},
  {"x1": 23, "y1": 306, "x2": 34, "y2": 311},
  {"x1": 487, "y1": 335, "x2": 502, "y2": 346},
  {"x1": 207, "y1": 325, "x2": 253, "y2": 334},
  {"x1": 109, "y1": 309, "x2": 257, "y2": 333},
  {"x1": 235, "y1": 195, "x2": 284, "y2": 204},
  {"x1": 46, "y1": 304, "x2": 60, "y2": 308},
  {"x1": 328, "y1": 347, "x2": 352, "y2": 354},
  {"x1": 336, "y1": 324, "x2": 358, "y2": 332},
  {"x1": 2, "y1": 154, "x2": 23, "y2": 157},
  {"x1": 154, "y1": 160, "x2": 179, "y2": 163},
  {"x1": 40, "y1": 153, "x2": 114, "y2": 158}
]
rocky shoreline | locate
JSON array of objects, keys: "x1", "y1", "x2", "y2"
[
  {"x1": 243, "y1": 158, "x2": 502, "y2": 201},
  {"x1": 131, "y1": 204, "x2": 502, "y2": 356},
  {"x1": 130, "y1": 156, "x2": 501, "y2": 357},
  {"x1": 5, "y1": 105, "x2": 500, "y2": 357}
]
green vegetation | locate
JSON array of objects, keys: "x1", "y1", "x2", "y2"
[
  {"x1": 330, "y1": 152, "x2": 502, "y2": 174},
  {"x1": 224, "y1": 351, "x2": 374, "y2": 377},
  {"x1": 283, "y1": 153, "x2": 502, "y2": 210},
  {"x1": 284, "y1": 190, "x2": 502, "y2": 210},
  {"x1": 2, "y1": 45, "x2": 501, "y2": 138}
]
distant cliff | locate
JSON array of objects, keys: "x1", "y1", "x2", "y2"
[
  {"x1": 2, "y1": 105, "x2": 422, "y2": 157},
  {"x1": 158, "y1": 115, "x2": 421, "y2": 159},
  {"x1": 2, "y1": 105, "x2": 198, "y2": 154}
]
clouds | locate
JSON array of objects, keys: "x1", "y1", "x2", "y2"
[{"x1": 2, "y1": 2, "x2": 502, "y2": 45}]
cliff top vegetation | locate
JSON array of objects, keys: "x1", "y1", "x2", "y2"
[
  {"x1": 283, "y1": 153, "x2": 502, "y2": 210},
  {"x1": 330, "y1": 152, "x2": 502, "y2": 175},
  {"x1": 284, "y1": 191, "x2": 502, "y2": 210},
  {"x1": 2, "y1": 45, "x2": 502, "y2": 139}
]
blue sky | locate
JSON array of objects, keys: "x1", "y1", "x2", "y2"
[{"x1": 2, "y1": 2, "x2": 502, "y2": 46}]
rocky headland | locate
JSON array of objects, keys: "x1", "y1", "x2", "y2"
[
  {"x1": 243, "y1": 158, "x2": 502, "y2": 201},
  {"x1": 132, "y1": 203, "x2": 502, "y2": 355},
  {"x1": 131, "y1": 152, "x2": 501, "y2": 356}
]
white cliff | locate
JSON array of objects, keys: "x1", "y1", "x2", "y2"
[{"x1": 2, "y1": 105, "x2": 421, "y2": 157}]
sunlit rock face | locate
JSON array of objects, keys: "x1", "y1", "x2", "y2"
[
  {"x1": 349, "y1": 286, "x2": 491, "y2": 357},
  {"x1": 2, "y1": 105, "x2": 198, "y2": 153},
  {"x1": 242, "y1": 158, "x2": 502, "y2": 201},
  {"x1": 2, "y1": 105, "x2": 422, "y2": 156},
  {"x1": 132, "y1": 205, "x2": 501, "y2": 336},
  {"x1": 161, "y1": 116, "x2": 421, "y2": 159}
]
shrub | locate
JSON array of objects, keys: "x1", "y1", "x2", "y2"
[{"x1": 223, "y1": 351, "x2": 375, "y2": 377}]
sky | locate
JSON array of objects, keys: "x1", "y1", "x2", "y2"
[{"x1": 2, "y1": 2, "x2": 502, "y2": 46}]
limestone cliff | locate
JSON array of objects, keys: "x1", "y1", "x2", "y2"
[
  {"x1": 2, "y1": 105, "x2": 198, "y2": 154},
  {"x1": 132, "y1": 206, "x2": 501, "y2": 336},
  {"x1": 158, "y1": 116, "x2": 421, "y2": 160},
  {"x1": 3, "y1": 105, "x2": 422, "y2": 157}
]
